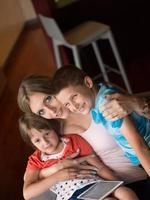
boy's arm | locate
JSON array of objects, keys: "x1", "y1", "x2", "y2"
[
  {"x1": 86, "y1": 155, "x2": 118, "y2": 181},
  {"x1": 120, "y1": 117, "x2": 150, "y2": 176}
]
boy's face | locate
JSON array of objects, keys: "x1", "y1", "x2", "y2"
[
  {"x1": 56, "y1": 78, "x2": 95, "y2": 115},
  {"x1": 29, "y1": 92, "x2": 70, "y2": 119},
  {"x1": 29, "y1": 128, "x2": 61, "y2": 154}
]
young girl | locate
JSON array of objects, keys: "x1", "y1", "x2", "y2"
[
  {"x1": 19, "y1": 113, "x2": 138, "y2": 200},
  {"x1": 51, "y1": 65, "x2": 150, "y2": 177}
]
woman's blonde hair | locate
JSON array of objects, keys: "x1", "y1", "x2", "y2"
[{"x1": 17, "y1": 74, "x2": 53, "y2": 113}]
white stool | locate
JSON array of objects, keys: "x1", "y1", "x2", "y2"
[{"x1": 39, "y1": 14, "x2": 132, "y2": 93}]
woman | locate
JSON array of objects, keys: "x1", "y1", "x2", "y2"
[{"x1": 17, "y1": 75, "x2": 149, "y2": 199}]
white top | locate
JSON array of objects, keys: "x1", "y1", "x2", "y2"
[
  {"x1": 79, "y1": 118, "x2": 147, "y2": 183},
  {"x1": 41, "y1": 138, "x2": 99, "y2": 200}
]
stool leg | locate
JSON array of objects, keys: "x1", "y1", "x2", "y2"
[
  {"x1": 107, "y1": 30, "x2": 132, "y2": 93},
  {"x1": 72, "y1": 46, "x2": 82, "y2": 69},
  {"x1": 92, "y1": 41, "x2": 109, "y2": 82},
  {"x1": 53, "y1": 40, "x2": 62, "y2": 68}
]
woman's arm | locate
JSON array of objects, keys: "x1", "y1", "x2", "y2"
[
  {"x1": 101, "y1": 93, "x2": 150, "y2": 120},
  {"x1": 85, "y1": 155, "x2": 118, "y2": 181},
  {"x1": 134, "y1": 92, "x2": 150, "y2": 118},
  {"x1": 23, "y1": 167, "x2": 80, "y2": 200},
  {"x1": 39, "y1": 150, "x2": 79, "y2": 178},
  {"x1": 120, "y1": 117, "x2": 150, "y2": 176},
  {"x1": 40, "y1": 153, "x2": 97, "y2": 178}
]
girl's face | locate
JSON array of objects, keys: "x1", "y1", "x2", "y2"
[
  {"x1": 56, "y1": 77, "x2": 95, "y2": 115},
  {"x1": 29, "y1": 92, "x2": 70, "y2": 119},
  {"x1": 29, "y1": 128, "x2": 61, "y2": 154}
]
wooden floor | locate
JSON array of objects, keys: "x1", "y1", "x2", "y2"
[
  {"x1": 0, "y1": 25, "x2": 56, "y2": 200},
  {"x1": 0, "y1": 23, "x2": 150, "y2": 199}
]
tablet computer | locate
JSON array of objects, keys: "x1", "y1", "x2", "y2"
[{"x1": 77, "y1": 180, "x2": 123, "y2": 200}]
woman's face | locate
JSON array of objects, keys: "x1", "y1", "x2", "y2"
[{"x1": 29, "y1": 92, "x2": 70, "y2": 119}]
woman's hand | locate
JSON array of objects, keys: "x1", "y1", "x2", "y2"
[
  {"x1": 101, "y1": 93, "x2": 150, "y2": 120},
  {"x1": 60, "y1": 151, "x2": 97, "y2": 169},
  {"x1": 100, "y1": 93, "x2": 142, "y2": 121},
  {"x1": 55, "y1": 167, "x2": 97, "y2": 182},
  {"x1": 55, "y1": 168, "x2": 80, "y2": 181}
]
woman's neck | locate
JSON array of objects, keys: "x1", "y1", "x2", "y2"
[{"x1": 63, "y1": 112, "x2": 91, "y2": 134}]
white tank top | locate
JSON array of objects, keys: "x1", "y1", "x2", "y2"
[{"x1": 79, "y1": 118, "x2": 147, "y2": 183}]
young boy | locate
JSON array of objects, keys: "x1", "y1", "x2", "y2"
[
  {"x1": 51, "y1": 64, "x2": 150, "y2": 177},
  {"x1": 19, "y1": 113, "x2": 138, "y2": 200}
]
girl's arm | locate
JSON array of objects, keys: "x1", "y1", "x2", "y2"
[
  {"x1": 85, "y1": 154, "x2": 118, "y2": 181},
  {"x1": 120, "y1": 117, "x2": 150, "y2": 176},
  {"x1": 23, "y1": 167, "x2": 79, "y2": 200}
]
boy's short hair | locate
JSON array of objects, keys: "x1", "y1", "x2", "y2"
[
  {"x1": 19, "y1": 113, "x2": 61, "y2": 148},
  {"x1": 52, "y1": 65, "x2": 87, "y2": 95},
  {"x1": 17, "y1": 75, "x2": 52, "y2": 113}
]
